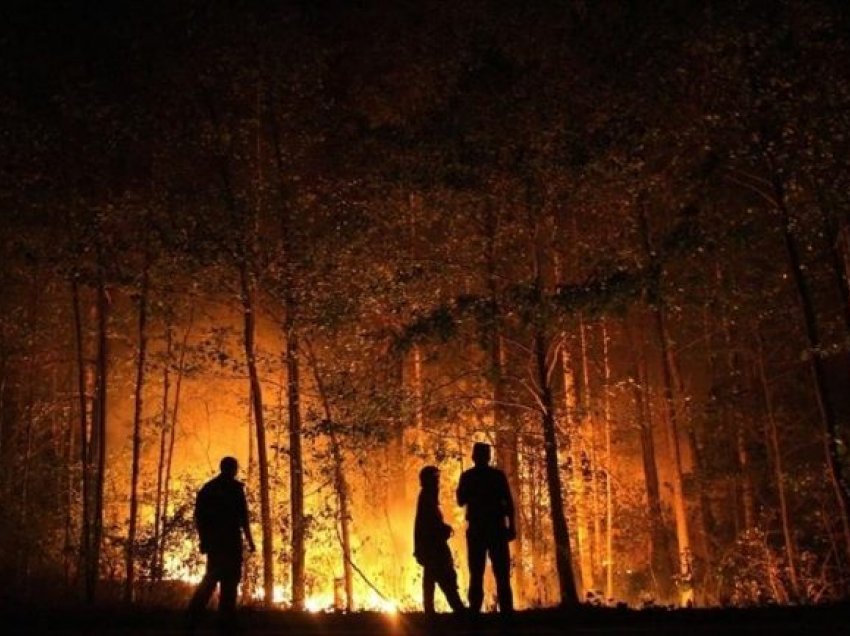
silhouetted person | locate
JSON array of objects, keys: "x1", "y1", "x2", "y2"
[
  {"x1": 456, "y1": 442, "x2": 515, "y2": 614},
  {"x1": 414, "y1": 466, "x2": 465, "y2": 615},
  {"x1": 188, "y1": 457, "x2": 255, "y2": 632}
]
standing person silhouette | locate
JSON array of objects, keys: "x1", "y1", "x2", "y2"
[
  {"x1": 188, "y1": 457, "x2": 256, "y2": 632},
  {"x1": 414, "y1": 465, "x2": 465, "y2": 615},
  {"x1": 456, "y1": 442, "x2": 515, "y2": 615}
]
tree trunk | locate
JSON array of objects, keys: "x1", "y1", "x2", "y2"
[
  {"x1": 242, "y1": 399, "x2": 255, "y2": 602},
  {"x1": 492, "y1": 333, "x2": 525, "y2": 606},
  {"x1": 305, "y1": 341, "x2": 355, "y2": 611},
  {"x1": 631, "y1": 348, "x2": 676, "y2": 602},
  {"x1": 528, "y1": 437, "x2": 541, "y2": 602},
  {"x1": 63, "y1": 385, "x2": 76, "y2": 588},
  {"x1": 151, "y1": 327, "x2": 172, "y2": 581},
  {"x1": 670, "y1": 344, "x2": 715, "y2": 579},
  {"x1": 87, "y1": 259, "x2": 109, "y2": 603},
  {"x1": 285, "y1": 319, "x2": 306, "y2": 609},
  {"x1": 601, "y1": 319, "x2": 614, "y2": 602},
  {"x1": 238, "y1": 260, "x2": 274, "y2": 605},
  {"x1": 125, "y1": 247, "x2": 150, "y2": 603},
  {"x1": 266, "y1": 83, "x2": 306, "y2": 609},
  {"x1": 578, "y1": 316, "x2": 601, "y2": 590},
  {"x1": 754, "y1": 327, "x2": 801, "y2": 599},
  {"x1": 159, "y1": 311, "x2": 193, "y2": 573},
  {"x1": 637, "y1": 201, "x2": 694, "y2": 605},
  {"x1": 560, "y1": 343, "x2": 588, "y2": 596},
  {"x1": 71, "y1": 277, "x2": 92, "y2": 595},
  {"x1": 412, "y1": 344, "x2": 424, "y2": 431},
  {"x1": 535, "y1": 330, "x2": 580, "y2": 606},
  {"x1": 653, "y1": 303, "x2": 694, "y2": 605}
]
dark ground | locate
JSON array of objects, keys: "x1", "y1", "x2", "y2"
[{"x1": 1, "y1": 605, "x2": 848, "y2": 636}]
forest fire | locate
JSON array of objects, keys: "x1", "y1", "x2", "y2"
[
  {"x1": 163, "y1": 531, "x2": 405, "y2": 613},
  {"x1": 161, "y1": 545, "x2": 203, "y2": 587},
  {"x1": 2, "y1": 1, "x2": 850, "y2": 628}
]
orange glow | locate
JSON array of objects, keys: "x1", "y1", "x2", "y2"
[
  {"x1": 162, "y1": 541, "x2": 203, "y2": 585},
  {"x1": 304, "y1": 594, "x2": 335, "y2": 613}
]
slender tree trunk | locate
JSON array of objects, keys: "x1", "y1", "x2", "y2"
[
  {"x1": 671, "y1": 343, "x2": 715, "y2": 578},
  {"x1": 637, "y1": 201, "x2": 694, "y2": 605},
  {"x1": 561, "y1": 343, "x2": 588, "y2": 596},
  {"x1": 72, "y1": 277, "x2": 92, "y2": 596},
  {"x1": 631, "y1": 348, "x2": 675, "y2": 602},
  {"x1": 238, "y1": 260, "x2": 274, "y2": 605},
  {"x1": 535, "y1": 330, "x2": 580, "y2": 606},
  {"x1": 412, "y1": 345, "x2": 424, "y2": 431},
  {"x1": 493, "y1": 333, "x2": 525, "y2": 605},
  {"x1": 64, "y1": 387, "x2": 76, "y2": 587},
  {"x1": 653, "y1": 304, "x2": 694, "y2": 605},
  {"x1": 87, "y1": 258, "x2": 109, "y2": 603},
  {"x1": 159, "y1": 312, "x2": 193, "y2": 573},
  {"x1": 242, "y1": 399, "x2": 255, "y2": 602},
  {"x1": 754, "y1": 328, "x2": 801, "y2": 598},
  {"x1": 266, "y1": 84, "x2": 306, "y2": 609},
  {"x1": 305, "y1": 341, "x2": 355, "y2": 611},
  {"x1": 285, "y1": 319, "x2": 305, "y2": 609},
  {"x1": 578, "y1": 316, "x2": 601, "y2": 589},
  {"x1": 601, "y1": 319, "x2": 614, "y2": 602},
  {"x1": 530, "y1": 201, "x2": 580, "y2": 607},
  {"x1": 125, "y1": 248, "x2": 150, "y2": 604},
  {"x1": 528, "y1": 437, "x2": 541, "y2": 602},
  {"x1": 151, "y1": 327, "x2": 172, "y2": 581},
  {"x1": 387, "y1": 352, "x2": 407, "y2": 520}
]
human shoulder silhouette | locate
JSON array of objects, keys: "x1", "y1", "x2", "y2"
[
  {"x1": 194, "y1": 458, "x2": 252, "y2": 555},
  {"x1": 457, "y1": 443, "x2": 513, "y2": 529}
]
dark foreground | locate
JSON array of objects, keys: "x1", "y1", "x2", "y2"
[{"x1": 1, "y1": 605, "x2": 848, "y2": 636}]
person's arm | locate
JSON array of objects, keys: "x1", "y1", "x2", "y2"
[
  {"x1": 413, "y1": 494, "x2": 425, "y2": 564},
  {"x1": 501, "y1": 471, "x2": 517, "y2": 541},
  {"x1": 239, "y1": 484, "x2": 256, "y2": 552},
  {"x1": 456, "y1": 472, "x2": 467, "y2": 507},
  {"x1": 195, "y1": 488, "x2": 210, "y2": 553}
]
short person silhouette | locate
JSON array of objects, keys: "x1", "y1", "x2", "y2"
[
  {"x1": 188, "y1": 457, "x2": 256, "y2": 630},
  {"x1": 414, "y1": 465, "x2": 465, "y2": 614},
  {"x1": 456, "y1": 442, "x2": 515, "y2": 614}
]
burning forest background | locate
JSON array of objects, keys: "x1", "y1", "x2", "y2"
[{"x1": 1, "y1": 0, "x2": 850, "y2": 612}]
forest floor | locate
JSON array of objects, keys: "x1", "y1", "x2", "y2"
[{"x1": 1, "y1": 604, "x2": 848, "y2": 636}]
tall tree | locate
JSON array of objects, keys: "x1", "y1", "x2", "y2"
[{"x1": 124, "y1": 235, "x2": 150, "y2": 603}]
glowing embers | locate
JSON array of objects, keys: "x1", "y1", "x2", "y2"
[
  {"x1": 304, "y1": 593, "x2": 335, "y2": 613},
  {"x1": 161, "y1": 540, "x2": 204, "y2": 584},
  {"x1": 359, "y1": 589, "x2": 400, "y2": 615},
  {"x1": 302, "y1": 590, "x2": 399, "y2": 614}
]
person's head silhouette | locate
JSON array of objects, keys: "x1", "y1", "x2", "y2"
[
  {"x1": 472, "y1": 442, "x2": 491, "y2": 467},
  {"x1": 220, "y1": 456, "x2": 239, "y2": 479},
  {"x1": 419, "y1": 465, "x2": 440, "y2": 491}
]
